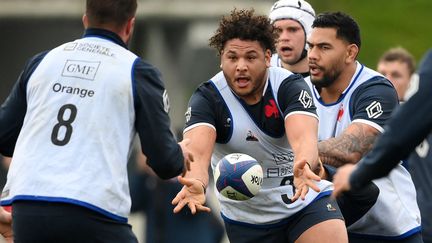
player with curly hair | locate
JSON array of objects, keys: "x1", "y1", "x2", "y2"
[{"x1": 172, "y1": 9, "x2": 347, "y2": 243}]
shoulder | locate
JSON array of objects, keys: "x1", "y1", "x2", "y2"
[{"x1": 352, "y1": 76, "x2": 397, "y2": 103}]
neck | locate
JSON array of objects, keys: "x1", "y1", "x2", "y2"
[{"x1": 281, "y1": 56, "x2": 309, "y2": 74}]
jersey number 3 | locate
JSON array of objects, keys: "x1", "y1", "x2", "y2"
[{"x1": 51, "y1": 104, "x2": 77, "y2": 146}]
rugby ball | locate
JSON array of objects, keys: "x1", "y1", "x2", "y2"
[{"x1": 214, "y1": 153, "x2": 263, "y2": 201}]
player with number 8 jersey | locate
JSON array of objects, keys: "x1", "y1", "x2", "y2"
[{"x1": 0, "y1": 0, "x2": 192, "y2": 241}]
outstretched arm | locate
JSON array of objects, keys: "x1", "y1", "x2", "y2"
[
  {"x1": 172, "y1": 125, "x2": 216, "y2": 214},
  {"x1": 285, "y1": 114, "x2": 321, "y2": 201}
]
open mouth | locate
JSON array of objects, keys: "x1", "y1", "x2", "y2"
[
  {"x1": 236, "y1": 77, "x2": 250, "y2": 88},
  {"x1": 309, "y1": 64, "x2": 322, "y2": 76},
  {"x1": 281, "y1": 46, "x2": 292, "y2": 52}
]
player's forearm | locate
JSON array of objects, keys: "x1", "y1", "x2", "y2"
[{"x1": 318, "y1": 134, "x2": 376, "y2": 168}]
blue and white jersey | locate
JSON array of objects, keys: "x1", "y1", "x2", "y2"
[
  {"x1": 0, "y1": 29, "x2": 184, "y2": 222},
  {"x1": 184, "y1": 67, "x2": 333, "y2": 226},
  {"x1": 270, "y1": 53, "x2": 283, "y2": 68},
  {"x1": 306, "y1": 62, "x2": 421, "y2": 239}
]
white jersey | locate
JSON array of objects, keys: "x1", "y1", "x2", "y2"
[
  {"x1": 210, "y1": 68, "x2": 333, "y2": 225},
  {"x1": 270, "y1": 53, "x2": 283, "y2": 68},
  {"x1": 2, "y1": 37, "x2": 137, "y2": 221},
  {"x1": 306, "y1": 62, "x2": 421, "y2": 238}
]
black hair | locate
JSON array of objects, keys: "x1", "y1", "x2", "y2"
[
  {"x1": 312, "y1": 12, "x2": 361, "y2": 49},
  {"x1": 209, "y1": 9, "x2": 277, "y2": 55},
  {"x1": 86, "y1": 0, "x2": 137, "y2": 28}
]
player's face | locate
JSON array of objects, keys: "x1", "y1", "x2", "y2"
[
  {"x1": 307, "y1": 28, "x2": 351, "y2": 88},
  {"x1": 273, "y1": 19, "x2": 306, "y2": 65},
  {"x1": 220, "y1": 39, "x2": 271, "y2": 105},
  {"x1": 377, "y1": 61, "x2": 411, "y2": 100}
]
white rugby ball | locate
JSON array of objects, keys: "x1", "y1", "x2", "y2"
[{"x1": 214, "y1": 153, "x2": 263, "y2": 201}]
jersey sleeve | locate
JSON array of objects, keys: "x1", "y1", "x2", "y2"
[
  {"x1": 349, "y1": 77, "x2": 399, "y2": 131},
  {"x1": 277, "y1": 74, "x2": 317, "y2": 119},
  {"x1": 0, "y1": 51, "x2": 47, "y2": 157},
  {"x1": 350, "y1": 50, "x2": 432, "y2": 189},
  {"x1": 184, "y1": 82, "x2": 217, "y2": 130},
  {"x1": 133, "y1": 59, "x2": 184, "y2": 179}
]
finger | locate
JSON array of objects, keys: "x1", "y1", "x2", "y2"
[
  {"x1": 306, "y1": 180, "x2": 321, "y2": 192},
  {"x1": 188, "y1": 202, "x2": 197, "y2": 214},
  {"x1": 171, "y1": 192, "x2": 184, "y2": 205},
  {"x1": 196, "y1": 205, "x2": 212, "y2": 213},
  {"x1": 300, "y1": 185, "x2": 308, "y2": 200},
  {"x1": 306, "y1": 169, "x2": 321, "y2": 181},
  {"x1": 173, "y1": 200, "x2": 187, "y2": 213},
  {"x1": 291, "y1": 188, "x2": 302, "y2": 202}
]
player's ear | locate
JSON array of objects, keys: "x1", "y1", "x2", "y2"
[
  {"x1": 265, "y1": 49, "x2": 272, "y2": 68},
  {"x1": 345, "y1": 44, "x2": 359, "y2": 64},
  {"x1": 82, "y1": 14, "x2": 89, "y2": 29}
]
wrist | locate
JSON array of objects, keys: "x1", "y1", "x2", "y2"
[{"x1": 194, "y1": 178, "x2": 207, "y2": 193}]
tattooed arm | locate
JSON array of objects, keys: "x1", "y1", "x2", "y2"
[{"x1": 318, "y1": 122, "x2": 380, "y2": 168}]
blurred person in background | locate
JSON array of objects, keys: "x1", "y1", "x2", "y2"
[
  {"x1": 0, "y1": 0, "x2": 194, "y2": 242},
  {"x1": 172, "y1": 8, "x2": 348, "y2": 243},
  {"x1": 332, "y1": 49, "x2": 432, "y2": 243},
  {"x1": 377, "y1": 47, "x2": 416, "y2": 169},
  {"x1": 377, "y1": 47, "x2": 417, "y2": 102},
  {"x1": 269, "y1": 0, "x2": 315, "y2": 77},
  {"x1": 306, "y1": 12, "x2": 422, "y2": 242}
]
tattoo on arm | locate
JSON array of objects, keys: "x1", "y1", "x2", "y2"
[{"x1": 318, "y1": 123, "x2": 378, "y2": 167}]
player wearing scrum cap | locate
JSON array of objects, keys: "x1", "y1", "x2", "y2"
[{"x1": 269, "y1": 0, "x2": 315, "y2": 77}]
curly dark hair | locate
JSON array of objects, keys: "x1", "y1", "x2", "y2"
[{"x1": 209, "y1": 9, "x2": 277, "y2": 55}]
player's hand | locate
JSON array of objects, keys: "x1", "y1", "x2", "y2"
[
  {"x1": 172, "y1": 176, "x2": 211, "y2": 214},
  {"x1": 0, "y1": 207, "x2": 13, "y2": 243},
  {"x1": 178, "y1": 138, "x2": 194, "y2": 176},
  {"x1": 292, "y1": 159, "x2": 321, "y2": 202},
  {"x1": 331, "y1": 164, "x2": 356, "y2": 198}
]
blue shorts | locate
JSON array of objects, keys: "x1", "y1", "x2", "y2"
[
  {"x1": 224, "y1": 195, "x2": 344, "y2": 243},
  {"x1": 12, "y1": 201, "x2": 138, "y2": 243}
]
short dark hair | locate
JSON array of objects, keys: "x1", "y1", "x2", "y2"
[
  {"x1": 209, "y1": 9, "x2": 276, "y2": 55},
  {"x1": 379, "y1": 47, "x2": 416, "y2": 75},
  {"x1": 312, "y1": 12, "x2": 361, "y2": 49},
  {"x1": 86, "y1": 0, "x2": 137, "y2": 28}
]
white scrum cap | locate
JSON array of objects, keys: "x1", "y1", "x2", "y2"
[{"x1": 269, "y1": 0, "x2": 316, "y2": 38}]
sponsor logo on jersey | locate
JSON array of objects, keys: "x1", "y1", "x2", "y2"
[
  {"x1": 64, "y1": 42, "x2": 77, "y2": 51},
  {"x1": 366, "y1": 101, "x2": 383, "y2": 119},
  {"x1": 62, "y1": 59, "x2": 100, "y2": 81},
  {"x1": 264, "y1": 99, "x2": 280, "y2": 118},
  {"x1": 298, "y1": 90, "x2": 313, "y2": 108},
  {"x1": 327, "y1": 203, "x2": 337, "y2": 212},
  {"x1": 272, "y1": 152, "x2": 294, "y2": 165},
  {"x1": 246, "y1": 130, "x2": 259, "y2": 141},
  {"x1": 415, "y1": 139, "x2": 430, "y2": 158},
  {"x1": 225, "y1": 118, "x2": 231, "y2": 128},
  {"x1": 162, "y1": 90, "x2": 170, "y2": 113},
  {"x1": 267, "y1": 165, "x2": 293, "y2": 178},
  {"x1": 337, "y1": 104, "x2": 344, "y2": 122},
  {"x1": 185, "y1": 107, "x2": 191, "y2": 123}
]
